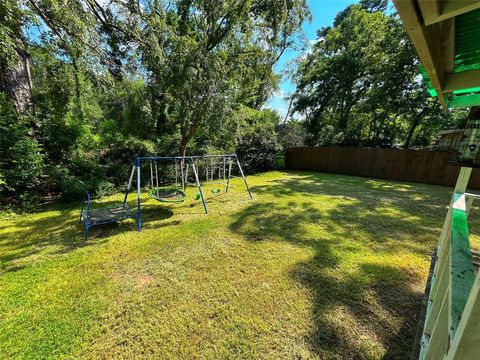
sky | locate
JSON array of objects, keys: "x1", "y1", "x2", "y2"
[{"x1": 266, "y1": 0, "x2": 358, "y2": 119}]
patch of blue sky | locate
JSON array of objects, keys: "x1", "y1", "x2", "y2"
[{"x1": 265, "y1": 0, "x2": 358, "y2": 120}]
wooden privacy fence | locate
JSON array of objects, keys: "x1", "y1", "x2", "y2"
[{"x1": 285, "y1": 147, "x2": 480, "y2": 190}]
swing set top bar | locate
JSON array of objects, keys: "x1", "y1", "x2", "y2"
[{"x1": 136, "y1": 154, "x2": 237, "y2": 161}]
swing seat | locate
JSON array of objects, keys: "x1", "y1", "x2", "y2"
[
  {"x1": 80, "y1": 192, "x2": 136, "y2": 240},
  {"x1": 148, "y1": 187, "x2": 186, "y2": 203}
]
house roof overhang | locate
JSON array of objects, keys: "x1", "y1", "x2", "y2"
[{"x1": 393, "y1": 0, "x2": 480, "y2": 108}]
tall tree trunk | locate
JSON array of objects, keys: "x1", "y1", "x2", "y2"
[
  {"x1": 179, "y1": 120, "x2": 199, "y2": 156},
  {"x1": 71, "y1": 54, "x2": 85, "y2": 123},
  {"x1": 0, "y1": 48, "x2": 34, "y2": 114},
  {"x1": 283, "y1": 96, "x2": 294, "y2": 124},
  {"x1": 155, "y1": 94, "x2": 168, "y2": 135},
  {"x1": 404, "y1": 108, "x2": 428, "y2": 149},
  {"x1": 179, "y1": 137, "x2": 188, "y2": 157}
]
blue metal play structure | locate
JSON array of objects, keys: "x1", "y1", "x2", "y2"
[
  {"x1": 80, "y1": 191, "x2": 136, "y2": 240},
  {"x1": 80, "y1": 154, "x2": 252, "y2": 239}
]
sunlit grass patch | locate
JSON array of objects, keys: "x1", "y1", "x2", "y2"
[{"x1": 0, "y1": 171, "x2": 469, "y2": 359}]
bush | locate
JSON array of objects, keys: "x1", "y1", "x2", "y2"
[
  {"x1": 0, "y1": 94, "x2": 46, "y2": 206},
  {"x1": 236, "y1": 124, "x2": 281, "y2": 174},
  {"x1": 276, "y1": 121, "x2": 308, "y2": 150},
  {"x1": 61, "y1": 175, "x2": 88, "y2": 201},
  {"x1": 100, "y1": 137, "x2": 156, "y2": 183},
  {"x1": 60, "y1": 172, "x2": 116, "y2": 201},
  {"x1": 95, "y1": 181, "x2": 116, "y2": 198}
]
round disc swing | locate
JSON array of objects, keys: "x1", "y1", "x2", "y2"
[
  {"x1": 147, "y1": 160, "x2": 186, "y2": 203},
  {"x1": 148, "y1": 186, "x2": 186, "y2": 203}
]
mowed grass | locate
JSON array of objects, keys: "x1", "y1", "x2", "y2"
[{"x1": 1, "y1": 171, "x2": 478, "y2": 359}]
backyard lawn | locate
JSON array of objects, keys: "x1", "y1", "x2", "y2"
[{"x1": 1, "y1": 171, "x2": 476, "y2": 359}]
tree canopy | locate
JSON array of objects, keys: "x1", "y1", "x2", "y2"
[
  {"x1": 0, "y1": 0, "x2": 464, "y2": 206},
  {"x1": 292, "y1": 2, "x2": 464, "y2": 147}
]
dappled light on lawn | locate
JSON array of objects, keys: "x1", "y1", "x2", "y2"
[{"x1": 0, "y1": 172, "x2": 468, "y2": 359}]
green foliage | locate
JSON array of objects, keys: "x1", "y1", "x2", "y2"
[
  {"x1": 134, "y1": 0, "x2": 309, "y2": 155},
  {"x1": 0, "y1": 0, "x2": 308, "y2": 207},
  {"x1": 292, "y1": 4, "x2": 465, "y2": 147},
  {"x1": 276, "y1": 121, "x2": 309, "y2": 150},
  {"x1": 0, "y1": 0, "x2": 24, "y2": 66},
  {"x1": 94, "y1": 180, "x2": 116, "y2": 198},
  {"x1": 236, "y1": 109, "x2": 282, "y2": 173},
  {"x1": 60, "y1": 174, "x2": 88, "y2": 201},
  {"x1": 0, "y1": 94, "x2": 45, "y2": 205}
]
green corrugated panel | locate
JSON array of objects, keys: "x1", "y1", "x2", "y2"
[
  {"x1": 417, "y1": 9, "x2": 480, "y2": 108},
  {"x1": 455, "y1": 8, "x2": 480, "y2": 73},
  {"x1": 446, "y1": 8, "x2": 480, "y2": 108},
  {"x1": 448, "y1": 93, "x2": 480, "y2": 108}
]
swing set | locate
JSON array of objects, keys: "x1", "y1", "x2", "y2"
[{"x1": 80, "y1": 154, "x2": 252, "y2": 239}]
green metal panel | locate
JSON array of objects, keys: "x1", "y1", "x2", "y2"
[
  {"x1": 450, "y1": 192, "x2": 476, "y2": 337},
  {"x1": 447, "y1": 93, "x2": 480, "y2": 108},
  {"x1": 417, "y1": 9, "x2": 480, "y2": 108},
  {"x1": 455, "y1": 8, "x2": 480, "y2": 73}
]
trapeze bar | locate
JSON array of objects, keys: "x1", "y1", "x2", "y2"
[
  {"x1": 215, "y1": 182, "x2": 236, "y2": 187},
  {"x1": 136, "y1": 154, "x2": 237, "y2": 161}
]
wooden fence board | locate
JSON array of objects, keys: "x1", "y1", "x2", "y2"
[{"x1": 285, "y1": 147, "x2": 480, "y2": 190}]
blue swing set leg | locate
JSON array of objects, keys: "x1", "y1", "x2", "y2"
[{"x1": 80, "y1": 178, "x2": 136, "y2": 240}]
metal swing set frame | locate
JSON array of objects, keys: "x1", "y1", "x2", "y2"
[{"x1": 80, "y1": 154, "x2": 252, "y2": 239}]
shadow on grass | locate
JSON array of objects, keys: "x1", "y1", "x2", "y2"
[
  {"x1": 230, "y1": 172, "x2": 441, "y2": 359},
  {"x1": 251, "y1": 171, "x2": 452, "y2": 255},
  {"x1": 0, "y1": 199, "x2": 179, "y2": 273},
  {"x1": 0, "y1": 184, "x2": 246, "y2": 274}
]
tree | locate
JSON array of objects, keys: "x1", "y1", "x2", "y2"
[
  {"x1": 0, "y1": 0, "x2": 34, "y2": 113},
  {"x1": 135, "y1": 0, "x2": 309, "y2": 155},
  {"x1": 292, "y1": 3, "x2": 461, "y2": 148},
  {"x1": 236, "y1": 107, "x2": 282, "y2": 173},
  {"x1": 0, "y1": 0, "x2": 310, "y2": 206}
]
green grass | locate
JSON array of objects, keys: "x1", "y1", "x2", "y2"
[{"x1": 1, "y1": 171, "x2": 477, "y2": 359}]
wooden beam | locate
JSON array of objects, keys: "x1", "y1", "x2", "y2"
[
  {"x1": 393, "y1": 0, "x2": 446, "y2": 107},
  {"x1": 441, "y1": 18, "x2": 455, "y2": 75},
  {"x1": 446, "y1": 270, "x2": 480, "y2": 359},
  {"x1": 418, "y1": 0, "x2": 440, "y2": 26},
  {"x1": 450, "y1": 192, "x2": 475, "y2": 337},
  {"x1": 424, "y1": 0, "x2": 480, "y2": 26},
  {"x1": 442, "y1": 69, "x2": 480, "y2": 93}
]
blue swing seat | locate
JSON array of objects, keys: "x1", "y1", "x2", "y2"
[{"x1": 80, "y1": 192, "x2": 136, "y2": 240}]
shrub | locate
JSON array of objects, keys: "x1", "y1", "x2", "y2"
[
  {"x1": 95, "y1": 181, "x2": 116, "y2": 198},
  {"x1": 236, "y1": 124, "x2": 281, "y2": 174},
  {"x1": 100, "y1": 137, "x2": 156, "y2": 186},
  {"x1": 61, "y1": 175, "x2": 88, "y2": 201},
  {"x1": 276, "y1": 121, "x2": 308, "y2": 150},
  {"x1": 0, "y1": 94, "x2": 46, "y2": 206}
]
